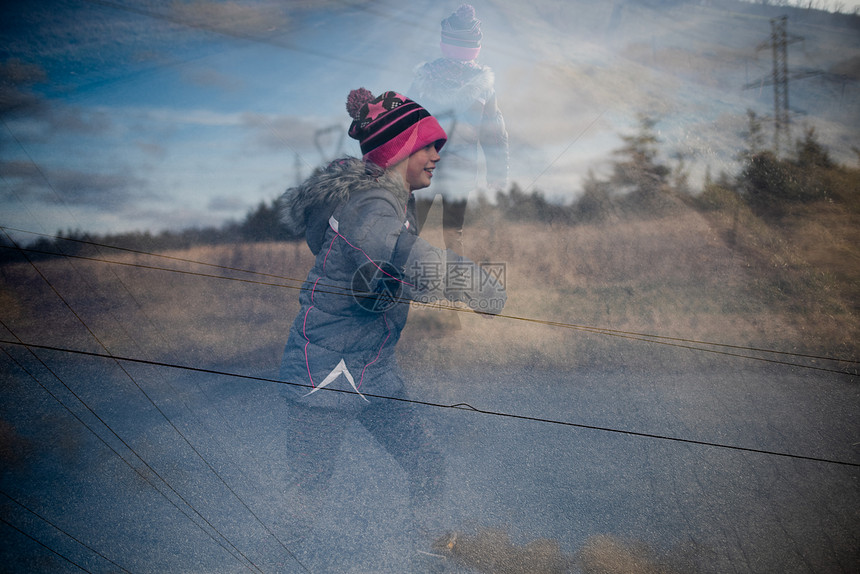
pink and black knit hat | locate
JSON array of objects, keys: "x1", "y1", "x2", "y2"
[
  {"x1": 346, "y1": 88, "x2": 447, "y2": 169},
  {"x1": 440, "y1": 4, "x2": 482, "y2": 61}
]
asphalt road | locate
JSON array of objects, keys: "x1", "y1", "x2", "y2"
[{"x1": 1, "y1": 348, "x2": 858, "y2": 573}]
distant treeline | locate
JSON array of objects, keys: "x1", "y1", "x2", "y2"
[
  {"x1": 485, "y1": 113, "x2": 860, "y2": 224},
  {"x1": 2, "y1": 112, "x2": 857, "y2": 264}
]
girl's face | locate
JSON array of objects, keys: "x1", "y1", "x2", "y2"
[{"x1": 401, "y1": 143, "x2": 441, "y2": 191}]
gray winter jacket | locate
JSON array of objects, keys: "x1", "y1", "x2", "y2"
[{"x1": 278, "y1": 157, "x2": 506, "y2": 410}]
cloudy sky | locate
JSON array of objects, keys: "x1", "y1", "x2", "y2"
[{"x1": 1, "y1": 0, "x2": 858, "y2": 238}]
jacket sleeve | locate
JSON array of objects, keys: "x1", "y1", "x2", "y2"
[
  {"x1": 336, "y1": 191, "x2": 407, "y2": 280},
  {"x1": 339, "y1": 190, "x2": 507, "y2": 315},
  {"x1": 399, "y1": 237, "x2": 507, "y2": 315}
]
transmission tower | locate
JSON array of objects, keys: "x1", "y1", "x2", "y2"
[
  {"x1": 770, "y1": 16, "x2": 791, "y2": 156},
  {"x1": 744, "y1": 16, "x2": 804, "y2": 157}
]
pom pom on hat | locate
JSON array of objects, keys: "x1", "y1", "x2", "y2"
[
  {"x1": 346, "y1": 89, "x2": 447, "y2": 169},
  {"x1": 441, "y1": 4, "x2": 482, "y2": 60},
  {"x1": 451, "y1": 4, "x2": 476, "y2": 26},
  {"x1": 346, "y1": 88, "x2": 374, "y2": 120}
]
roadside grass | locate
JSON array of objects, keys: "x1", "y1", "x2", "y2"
[{"x1": 400, "y1": 198, "x2": 858, "y2": 373}]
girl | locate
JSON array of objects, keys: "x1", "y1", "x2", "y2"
[{"x1": 276, "y1": 88, "x2": 506, "y2": 558}]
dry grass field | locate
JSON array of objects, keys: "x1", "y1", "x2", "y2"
[
  {"x1": 1, "y1": 197, "x2": 857, "y2": 379},
  {"x1": 404, "y1": 197, "x2": 858, "y2": 374}
]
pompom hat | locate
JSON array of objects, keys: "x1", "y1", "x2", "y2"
[
  {"x1": 346, "y1": 88, "x2": 447, "y2": 169},
  {"x1": 440, "y1": 4, "x2": 482, "y2": 61}
]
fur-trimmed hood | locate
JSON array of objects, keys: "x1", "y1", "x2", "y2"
[
  {"x1": 278, "y1": 157, "x2": 409, "y2": 253},
  {"x1": 410, "y1": 58, "x2": 495, "y2": 112}
]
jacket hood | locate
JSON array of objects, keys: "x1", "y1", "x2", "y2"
[{"x1": 278, "y1": 157, "x2": 409, "y2": 253}]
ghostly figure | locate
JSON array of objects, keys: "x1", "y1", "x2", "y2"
[{"x1": 409, "y1": 4, "x2": 509, "y2": 255}]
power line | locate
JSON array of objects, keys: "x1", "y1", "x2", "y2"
[
  {"x1": 0, "y1": 232, "x2": 310, "y2": 573},
  {"x1": 1, "y1": 152, "x2": 315, "y2": 568},
  {"x1": 76, "y1": 0, "x2": 410, "y2": 82},
  {"x1": 6, "y1": 236, "x2": 855, "y2": 376},
  {"x1": 2, "y1": 229, "x2": 857, "y2": 375},
  {"x1": 2, "y1": 337, "x2": 857, "y2": 469},
  {"x1": 524, "y1": 110, "x2": 606, "y2": 193},
  {"x1": 0, "y1": 490, "x2": 134, "y2": 574},
  {"x1": 0, "y1": 517, "x2": 92, "y2": 573},
  {"x1": 2, "y1": 4, "x2": 855, "y2": 565},
  {"x1": 0, "y1": 332, "x2": 267, "y2": 573},
  {"x1": 510, "y1": 314, "x2": 860, "y2": 375},
  {"x1": 0, "y1": 225, "x2": 309, "y2": 284}
]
